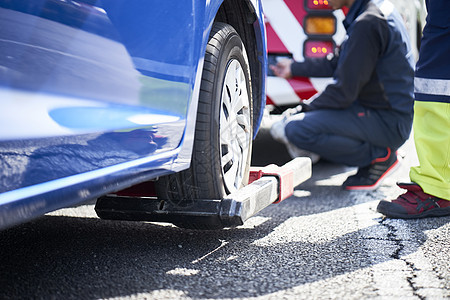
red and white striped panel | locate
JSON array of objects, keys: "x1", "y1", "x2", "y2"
[{"x1": 262, "y1": 0, "x2": 346, "y2": 106}]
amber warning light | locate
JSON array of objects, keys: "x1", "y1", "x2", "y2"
[
  {"x1": 304, "y1": 16, "x2": 336, "y2": 35},
  {"x1": 306, "y1": 0, "x2": 331, "y2": 10},
  {"x1": 304, "y1": 40, "x2": 333, "y2": 58}
]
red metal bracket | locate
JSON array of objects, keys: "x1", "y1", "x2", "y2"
[{"x1": 249, "y1": 164, "x2": 294, "y2": 203}]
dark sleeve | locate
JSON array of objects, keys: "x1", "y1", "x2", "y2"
[
  {"x1": 290, "y1": 54, "x2": 338, "y2": 78},
  {"x1": 308, "y1": 18, "x2": 387, "y2": 110}
]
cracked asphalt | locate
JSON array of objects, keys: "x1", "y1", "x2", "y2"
[{"x1": 0, "y1": 134, "x2": 448, "y2": 299}]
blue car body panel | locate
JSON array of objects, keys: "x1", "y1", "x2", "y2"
[{"x1": 0, "y1": 0, "x2": 267, "y2": 229}]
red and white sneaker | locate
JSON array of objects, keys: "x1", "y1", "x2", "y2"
[
  {"x1": 377, "y1": 182, "x2": 450, "y2": 219},
  {"x1": 343, "y1": 148, "x2": 399, "y2": 190}
]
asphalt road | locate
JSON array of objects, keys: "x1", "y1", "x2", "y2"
[{"x1": 0, "y1": 130, "x2": 449, "y2": 299}]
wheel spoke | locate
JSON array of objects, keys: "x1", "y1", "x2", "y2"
[
  {"x1": 235, "y1": 115, "x2": 250, "y2": 146},
  {"x1": 221, "y1": 150, "x2": 234, "y2": 170}
]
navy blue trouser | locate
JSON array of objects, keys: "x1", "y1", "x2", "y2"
[{"x1": 284, "y1": 102, "x2": 412, "y2": 167}]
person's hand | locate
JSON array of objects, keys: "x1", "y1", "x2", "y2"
[
  {"x1": 281, "y1": 102, "x2": 311, "y2": 119},
  {"x1": 269, "y1": 59, "x2": 293, "y2": 79},
  {"x1": 281, "y1": 105, "x2": 302, "y2": 119}
]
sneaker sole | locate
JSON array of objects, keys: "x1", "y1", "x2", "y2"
[
  {"x1": 345, "y1": 158, "x2": 400, "y2": 191},
  {"x1": 377, "y1": 202, "x2": 450, "y2": 219}
]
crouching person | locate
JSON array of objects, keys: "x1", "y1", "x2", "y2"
[{"x1": 270, "y1": 0, "x2": 414, "y2": 190}]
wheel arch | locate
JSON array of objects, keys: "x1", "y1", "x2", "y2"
[{"x1": 214, "y1": 0, "x2": 267, "y2": 137}]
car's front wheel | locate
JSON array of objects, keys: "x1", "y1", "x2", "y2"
[{"x1": 155, "y1": 22, "x2": 253, "y2": 229}]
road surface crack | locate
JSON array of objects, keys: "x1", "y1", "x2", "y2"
[{"x1": 379, "y1": 218, "x2": 424, "y2": 299}]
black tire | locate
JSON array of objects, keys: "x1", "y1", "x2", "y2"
[{"x1": 155, "y1": 22, "x2": 253, "y2": 229}]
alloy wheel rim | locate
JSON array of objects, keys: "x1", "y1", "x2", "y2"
[{"x1": 219, "y1": 59, "x2": 251, "y2": 193}]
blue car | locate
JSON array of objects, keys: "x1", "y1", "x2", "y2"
[{"x1": 0, "y1": 0, "x2": 267, "y2": 229}]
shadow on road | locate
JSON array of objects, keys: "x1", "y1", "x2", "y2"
[
  {"x1": 0, "y1": 205, "x2": 448, "y2": 299},
  {"x1": 1, "y1": 131, "x2": 446, "y2": 299}
]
